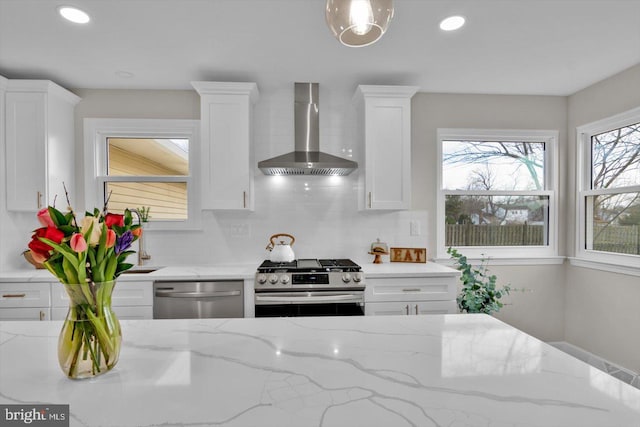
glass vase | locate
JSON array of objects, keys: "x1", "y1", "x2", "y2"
[{"x1": 58, "y1": 280, "x2": 122, "y2": 379}]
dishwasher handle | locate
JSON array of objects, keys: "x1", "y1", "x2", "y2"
[{"x1": 155, "y1": 290, "x2": 241, "y2": 298}]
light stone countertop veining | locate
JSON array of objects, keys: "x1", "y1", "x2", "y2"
[{"x1": 1, "y1": 314, "x2": 639, "y2": 427}]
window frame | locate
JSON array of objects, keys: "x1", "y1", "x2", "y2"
[
  {"x1": 436, "y1": 128, "x2": 559, "y2": 261},
  {"x1": 84, "y1": 118, "x2": 201, "y2": 231},
  {"x1": 575, "y1": 106, "x2": 640, "y2": 271}
]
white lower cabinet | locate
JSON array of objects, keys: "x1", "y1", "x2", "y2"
[
  {"x1": 366, "y1": 300, "x2": 457, "y2": 316},
  {"x1": 51, "y1": 281, "x2": 153, "y2": 320},
  {"x1": 0, "y1": 308, "x2": 50, "y2": 321},
  {"x1": 0, "y1": 282, "x2": 52, "y2": 321},
  {"x1": 364, "y1": 275, "x2": 458, "y2": 316}
]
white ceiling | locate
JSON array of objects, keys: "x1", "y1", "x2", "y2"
[{"x1": 1, "y1": 0, "x2": 639, "y2": 95}]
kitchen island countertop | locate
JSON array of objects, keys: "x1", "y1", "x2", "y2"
[{"x1": 1, "y1": 314, "x2": 639, "y2": 426}]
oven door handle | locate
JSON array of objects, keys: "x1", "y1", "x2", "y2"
[
  {"x1": 155, "y1": 290, "x2": 241, "y2": 298},
  {"x1": 255, "y1": 293, "x2": 363, "y2": 304}
]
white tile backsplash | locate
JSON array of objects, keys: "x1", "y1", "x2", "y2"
[{"x1": 135, "y1": 173, "x2": 428, "y2": 266}]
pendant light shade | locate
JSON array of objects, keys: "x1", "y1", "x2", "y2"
[{"x1": 325, "y1": 0, "x2": 394, "y2": 47}]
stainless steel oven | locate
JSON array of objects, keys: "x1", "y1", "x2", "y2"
[{"x1": 254, "y1": 259, "x2": 365, "y2": 317}]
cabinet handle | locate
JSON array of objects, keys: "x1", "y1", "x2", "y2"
[
  {"x1": 368, "y1": 192, "x2": 372, "y2": 209},
  {"x1": 2, "y1": 293, "x2": 26, "y2": 298},
  {"x1": 39, "y1": 310, "x2": 45, "y2": 321},
  {"x1": 415, "y1": 304, "x2": 418, "y2": 315},
  {"x1": 37, "y1": 191, "x2": 43, "y2": 209},
  {"x1": 243, "y1": 191, "x2": 247, "y2": 209},
  {"x1": 402, "y1": 288, "x2": 421, "y2": 292},
  {"x1": 405, "y1": 304, "x2": 409, "y2": 315}
]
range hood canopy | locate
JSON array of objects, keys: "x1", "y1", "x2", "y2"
[{"x1": 258, "y1": 83, "x2": 357, "y2": 176}]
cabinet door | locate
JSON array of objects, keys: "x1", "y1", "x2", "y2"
[
  {"x1": 5, "y1": 92, "x2": 47, "y2": 212},
  {"x1": 365, "y1": 300, "x2": 457, "y2": 316},
  {"x1": 0, "y1": 308, "x2": 49, "y2": 321},
  {"x1": 415, "y1": 300, "x2": 458, "y2": 315},
  {"x1": 192, "y1": 82, "x2": 258, "y2": 210},
  {"x1": 51, "y1": 281, "x2": 153, "y2": 308},
  {"x1": 355, "y1": 85, "x2": 418, "y2": 211},
  {"x1": 365, "y1": 301, "x2": 413, "y2": 316},
  {"x1": 5, "y1": 81, "x2": 80, "y2": 212},
  {"x1": 52, "y1": 306, "x2": 153, "y2": 320}
]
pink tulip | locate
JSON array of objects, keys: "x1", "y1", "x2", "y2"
[
  {"x1": 29, "y1": 250, "x2": 48, "y2": 264},
  {"x1": 37, "y1": 208, "x2": 55, "y2": 228},
  {"x1": 70, "y1": 233, "x2": 88, "y2": 253},
  {"x1": 105, "y1": 229, "x2": 116, "y2": 248}
]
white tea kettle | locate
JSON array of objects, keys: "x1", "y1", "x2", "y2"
[{"x1": 266, "y1": 233, "x2": 295, "y2": 263}]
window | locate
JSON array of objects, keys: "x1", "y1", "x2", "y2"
[
  {"x1": 84, "y1": 119, "x2": 200, "y2": 229},
  {"x1": 576, "y1": 107, "x2": 640, "y2": 269},
  {"x1": 437, "y1": 129, "x2": 558, "y2": 260}
]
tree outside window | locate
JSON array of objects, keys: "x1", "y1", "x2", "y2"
[
  {"x1": 437, "y1": 129, "x2": 558, "y2": 259},
  {"x1": 586, "y1": 122, "x2": 640, "y2": 255}
]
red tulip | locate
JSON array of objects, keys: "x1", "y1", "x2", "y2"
[
  {"x1": 43, "y1": 226, "x2": 64, "y2": 244},
  {"x1": 28, "y1": 226, "x2": 64, "y2": 261},
  {"x1": 37, "y1": 208, "x2": 55, "y2": 228},
  {"x1": 105, "y1": 229, "x2": 116, "y2": 248},
  {"x1": 70, "y1": 233, "x2": 88, "y2": 253},
  {"x1": 28, "y1": 239, "x2": 51, "y2": 261},
  {"x1": 104, "y1": 213, "x2": 125, "y2": 228}
]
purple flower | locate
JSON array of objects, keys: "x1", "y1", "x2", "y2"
[{"x1": 115, "y1": 230, "x2": 134, "y2": 254}]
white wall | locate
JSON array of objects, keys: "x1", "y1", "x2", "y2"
[
  {"x1": 412, "y1": 92, "x2": 568, "y2": 342},
  {"x1": 565, "y1": 63, "x2": 640, "y2": 373}
]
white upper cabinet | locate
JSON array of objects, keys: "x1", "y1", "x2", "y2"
[
  {"x1": 353, "y1": 85, "x2": 418, "y2": 210},
  {"x1": 5, "y1": 80, "x2": 80, "y2": 212},
  {"x1": 192, "y1": 82, "x2": 259, "y2": 210}
]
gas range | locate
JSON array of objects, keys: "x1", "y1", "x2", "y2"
[{"x1": 255, "y1": 258, "x2": 364, "y2": 291}]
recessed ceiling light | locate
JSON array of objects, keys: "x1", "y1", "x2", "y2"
[
  {"x1": 58, "y1": 6, "x2": 91, "y2": 24},
  {"x1": 115, "y1": 70, "x2": 135, "y2": 78},
  {"x1": 439, "y1": 15, "x2": 465, "y2": 31}
]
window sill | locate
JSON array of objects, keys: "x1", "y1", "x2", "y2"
[
  {"x1": 435, "y1": 256, "x2": 565, "y2": 266},
  {"x1": 568, "y1": 257, "x2": 640, "y2": 277}
]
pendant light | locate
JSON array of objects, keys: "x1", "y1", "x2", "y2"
[{"x1": 325, "y1": 0, "x2": 394, "y2": 47}]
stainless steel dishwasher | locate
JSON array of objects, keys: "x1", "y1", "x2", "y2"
[{"x1": 153, "y1": 281, "x2": 244, "y2": 319}]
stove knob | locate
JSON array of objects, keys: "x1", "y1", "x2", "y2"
[
  {"x1": 257, "y1": 274, "x2": 267, "y2": 285},
  {"x1": 268, "y1": 274, "x2": 279, "y2": 284},
  {"x1": 353, "y1": 273, "x2": 363, "y2": 283},
  {"x1": 342, "y1": 273, "x2": 352, "y2": 283},
  {"x1": 280, "y1": 275, "x2": 290, "y2": 284}
]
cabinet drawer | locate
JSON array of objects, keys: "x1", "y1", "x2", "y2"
[
  {"x1": 0, "y1": 283, "x2": 51, "y2": 308},
  {"x1": 365, "y1": 276, "x2": 457, "y2": 302},
  {"x1": 0, "y1": 307, "x2": 50, "y2": 321},
  {"x1": 51, "y1": 281, "x2": 153, "y2": 308}
]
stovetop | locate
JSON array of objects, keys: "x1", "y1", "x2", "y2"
[{"x1": 257, "y1": 258, "x2": 361, "y2": 273}]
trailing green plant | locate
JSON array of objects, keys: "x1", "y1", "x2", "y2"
[{"x1": 447, "y1": 247, "x2": 512, "y2": 315}]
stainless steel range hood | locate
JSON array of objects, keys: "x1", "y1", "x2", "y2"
[{"x1": 258, "y1": 83, "x2": 357, "y2": 176}]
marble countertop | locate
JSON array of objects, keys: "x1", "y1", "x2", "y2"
[
  {"x1": 1, "y1": 314, "x2": 638, "y2": 426},
  {"x1": 0, "y1": 261, "x2": 459, "y2": 282}
]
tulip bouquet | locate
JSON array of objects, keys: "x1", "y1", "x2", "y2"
[
  {"x1": 28, "y1": 206, "x2": 141, "y2": 283},
  {"x1": 27, "y1": 201, "x2": 142, "y2": 378}
]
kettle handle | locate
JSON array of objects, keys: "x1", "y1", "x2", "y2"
[{"x1": 266, "y1": 233, "x2": 295, "y2": 250}]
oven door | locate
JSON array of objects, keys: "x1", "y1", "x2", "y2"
[{"x1": 254, "y1": 290, "x2": 365, "y2": 317}]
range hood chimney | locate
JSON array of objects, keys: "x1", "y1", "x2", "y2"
[{"x1": 258, "y1": 83, "x2": 357, "y2": 176}]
